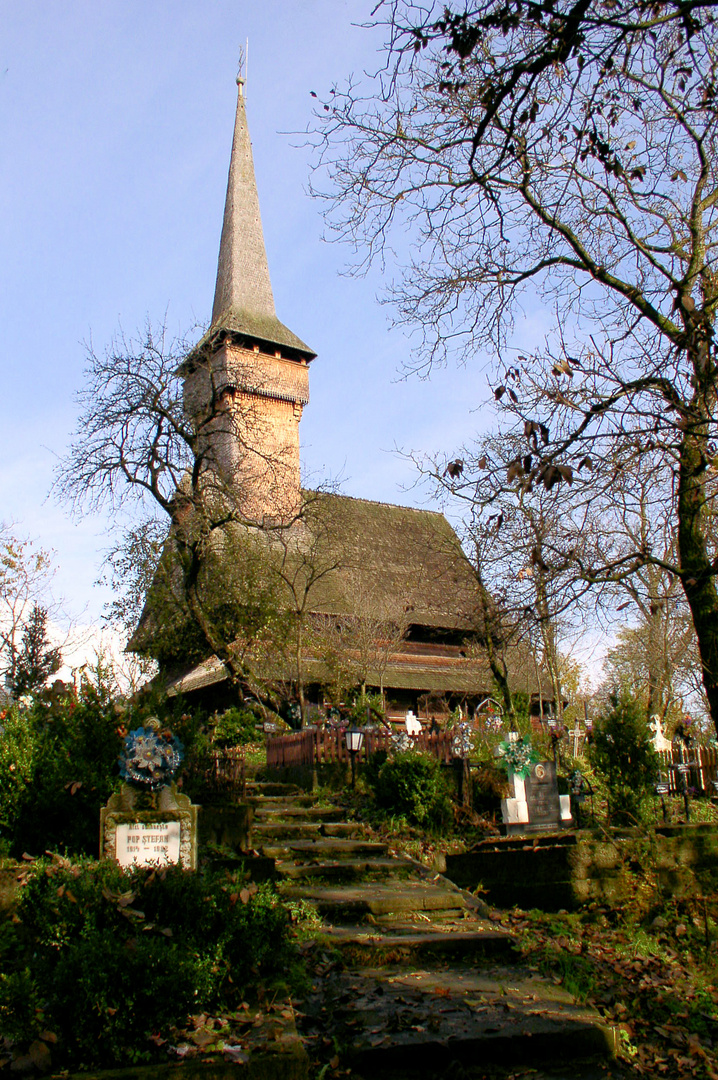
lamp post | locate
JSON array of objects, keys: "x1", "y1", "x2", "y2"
[{"x1": 345, "y1": 723, "x2": 364, "y2": 790}]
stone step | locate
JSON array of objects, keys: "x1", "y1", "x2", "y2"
[
  {"x1": 318, "y1": 925, "x2": 516, "y2": 965},
  {"x1": 281, "y1": 881, "x2": 468, "y2": 921},
  {"x1": 253, "y1": 822, "x2": 363, "y2": 842},
  {"x1": 321, "y1": 822, "x2": 363, "y2": 838},
  {"x1": 249, "y1": 795, "x2": 318, "y2": 810},
  {"x1": 277, "y1": 856, "x2": 416, "y2": 883},
  {"x1": 253, "y1": 822, "x2": 324, "y2": 840},
  {"x1": 299, "y1": 963, "x2": 617, "y2": 1078},
  {"x1": 245, "y1": 782, "x2": 304, "y2": 797},
  {"x1": 260, "y1": 838, "x2": 390, "y2": 861},
  {"x1": 253, "y1": 806, "x2": 339, "y2": 822}
]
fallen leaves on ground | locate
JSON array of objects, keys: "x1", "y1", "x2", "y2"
[{"x1": 502, "y1": 904, "x2": 718, "y2": 1080}]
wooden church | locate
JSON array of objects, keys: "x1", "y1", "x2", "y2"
[{"x1": 135, "y1": 73, "x2": 546, "y2": 725}]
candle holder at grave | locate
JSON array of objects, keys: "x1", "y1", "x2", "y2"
[
  {"x1": 655, "y1": 777, "x2": 671, "y2": 823},
  {"x1": 670, "y1": 743, "x2": 696, "y2": 822},
  {"x1": 569, "y1": 770, "x2": 593, "y2": 829}
]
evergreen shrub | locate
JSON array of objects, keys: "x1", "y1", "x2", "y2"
[
  {"x1": 589, "y1": 692, "x2": 659, "y2": 825},
  {"x1": 0, "y1": 669, "x2": 206, "y2": 857},
  {"x1": 0, "y1": 858, "x2": 295, "y2": 1069},
  {"x1": 211, "y1": 706, "x2": 261, "y2": 747},
  {"x1": 472, "y1": 761, "x2": 510, "y2": 816},
  {"x1": 373, "y1": 750, "x2": 452, "y2": 829},
  {"x1": 0, "y1": 683, "x2": 120, "y2": 856}
]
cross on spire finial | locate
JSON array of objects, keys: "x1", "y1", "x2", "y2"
[{"x1": 236, "y1": 40, "x2": 248, "y2": 96}]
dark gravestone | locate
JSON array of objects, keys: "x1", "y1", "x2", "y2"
[{"x1": 523, "y1": 761, "x2": 562, "y2": 831}]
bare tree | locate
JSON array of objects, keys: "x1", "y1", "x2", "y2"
[
  {"x1": 312, "y1": 1, "x2": 718, "y2": 732},
  {"x1": 413, "y1": 429, "x2": 604, "y2": 719},
  {"x1": 55, "y1": 322, "x2": 311, "y2": 706},
  {"x1": 250, "y1": 496, "x2": 343, "y2": 725}
]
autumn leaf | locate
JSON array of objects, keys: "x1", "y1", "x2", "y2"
[
  {"x1": 224, "y1": 1046, "x2": 249, "y2": 1064},
  {"x1": 28, "y1": 1040, "x2": 52, "y2": 1073}
]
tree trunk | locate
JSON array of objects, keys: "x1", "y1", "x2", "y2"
[
  {"x1": 295, "y1": 619, "x2": 306, "y2": 728},
  {"x1": 176, "y1": 533, "x2": 274, "y2": 710},
  {"x1": 534, "y1": 567, "x2": 562, "y2": 722},
  {"x1": 644, "y1": 594, "x2": 665, "y2": 722},
  {"x1": 677, "y1": 424, "x2": 718, "y2": 737}
]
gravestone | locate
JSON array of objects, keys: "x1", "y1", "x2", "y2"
[
  {"x1": 100, "y1": 716, "x2": 198, "y2": 869},
  {"x1": 501, "y1": 761, "x2": 573, "y2": 835},
  {"x1": 101, "y1": 783, "x2": 199, "y2": 869}
]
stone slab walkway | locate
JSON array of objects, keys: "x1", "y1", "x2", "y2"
[{"x1": 248, "y1": 781, "x2": 621, "y2": 1079}]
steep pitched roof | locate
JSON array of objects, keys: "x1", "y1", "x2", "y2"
[
  {"x1": 294, "y1": 492, "x2": 481, "y2": 631},
  {"x1": 210, "y1": 76, "x2": 315, "y2": 359}
]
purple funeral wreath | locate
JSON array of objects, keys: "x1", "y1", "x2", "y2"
[{"x1": 118, "y1": 717, "x2": 184, "y2": 791}]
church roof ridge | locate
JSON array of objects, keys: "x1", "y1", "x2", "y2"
[
  {"x1": 211, "y1": 74, "x2": 315, "y2": 359},
  {"x1": 304, "y1": 488, "x2": 448, "y2": 520}
]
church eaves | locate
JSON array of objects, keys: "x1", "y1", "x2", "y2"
[{"x1": 210, "y1": 75, "x2": 315, "y2": 360}]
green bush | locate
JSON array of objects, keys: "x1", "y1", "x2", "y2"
[
  {"x1": 0, "y1": 857, "x2": 295, "y2": 1069},
  {"x1": 589, "y1": 692, "x2": 659, "y2": 825},
  {"x1": 0, "y1": 682, "x2": 121, "y2": 856},
  {"x1": 347, "y1": 690, "x2": 384, "y2": 726},
  {"x1": 0, "y1": 665, "x2": 208, "y2": 857},
  {"x1": 0, "y1": 708, "x2": 36, "y2": 841},
  {"x1": 363, "y1": 748, "x2": 388, "y2": 789},
  {"x1": 373, "y1": 751, "x2": 452, "y2": 829},
  {"x1": 211, "y1": 706, "x2": 261, "y2": 747}
]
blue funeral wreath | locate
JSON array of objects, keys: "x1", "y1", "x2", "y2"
[{"x1": 118, "y1": 717, "x2": 184, "y2": 790}]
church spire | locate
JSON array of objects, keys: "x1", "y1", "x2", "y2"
[{"x1": 210, "y1": 75, "x2": 315, "y2": 359}]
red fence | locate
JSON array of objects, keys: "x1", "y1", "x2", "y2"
[
  {"x1": 265, "y1": 730, "x2": 316, "y2": 769},
  {"x1": 264, "y1": 732, "x2": 718, "y2": 794},
  {"x1": 266, "y1": 727, "x2": 457, "y2": 770},
  {"x1": 657, "y1": 746, "x2": 718, "y2": 795}
]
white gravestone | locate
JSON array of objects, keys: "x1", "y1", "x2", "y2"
[
  {"x1": 115, "y1": 821, "x2": 181, "y2": 867},
  {"x1": 501, "y1": 772, "x2": 530, "y2": 826},
  {"x1": 101, "y1": 783, "x2": 198, "y2": 870}
]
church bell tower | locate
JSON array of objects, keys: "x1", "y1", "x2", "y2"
[{"x1": 183, "y1": 73, "x2": 315, "y2": 523}]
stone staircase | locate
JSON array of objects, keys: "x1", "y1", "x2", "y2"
[{"x1": 247, "y1": 780, "x2": 620, "y2": 1079}]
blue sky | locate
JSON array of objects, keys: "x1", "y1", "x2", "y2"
[{"x1": 0, "y1": 1, "x2": 537, "y2": 634}]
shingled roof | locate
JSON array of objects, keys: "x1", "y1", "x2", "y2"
[
  {"x1": 207, "y1": 76, "x2": 315, "y2": 360},
  {"x1": 292, "y1": 491, "x2": 481, "y2": 631}
]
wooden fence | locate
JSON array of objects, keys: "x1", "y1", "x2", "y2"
[
  {"x1": 266, "y1": 727, "x2": 457, "y2": 770},
  {"x1": 264, "y1": 731, "x2": 718, "y2": 795},
  {"x1": 656, "y1": 746, "x2": 718, "y2": 795},
  {"x1": 190, "y1": 747, "x2": 246, "y2": 799}
]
